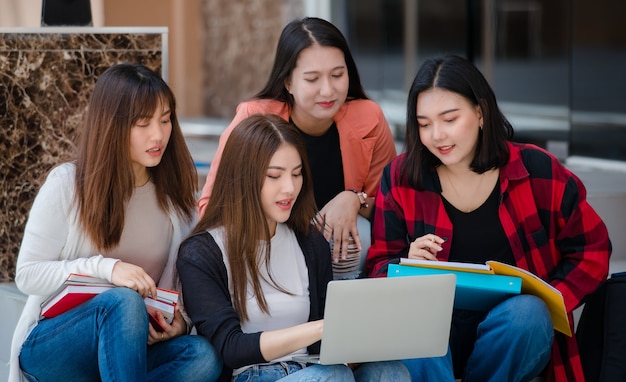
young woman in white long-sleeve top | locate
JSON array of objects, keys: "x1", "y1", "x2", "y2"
[{"x1": 10, "y1": 63, "x2": 222, "y2": 382}]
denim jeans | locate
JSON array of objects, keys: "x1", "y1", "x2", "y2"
[
  {"x1": 19, "y1": 287, "x2": 222, "y2": 382},
  {"x1": 353, "y1": 361, "x2": 412, "y2": 381},
  {"x1": 402, "y1": 294, "x2": 554, "y2": 382},
  {"x1": 232, "y1": 360, "x2": 410, "y2": 381}
]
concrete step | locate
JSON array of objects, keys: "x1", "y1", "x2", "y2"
[
  {"x1": 566, "y1": 157, "x2": 626, "y2": 273},
  {"x1": 0, "y1": 282, "x2": 27, "y2": 380}
]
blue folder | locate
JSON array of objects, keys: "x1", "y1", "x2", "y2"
[{"x1": 388, "y1": 263, "x2": 522, "y2": 311}]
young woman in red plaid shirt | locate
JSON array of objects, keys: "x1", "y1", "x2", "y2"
[{"x1": 366, "y1": 55, "x2": 611, "y2": 382}]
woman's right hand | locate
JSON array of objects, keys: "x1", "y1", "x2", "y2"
[
  {"x1": 111, "y1": 261, "x2": 157, "y2": 298},
  {"x1": 259, "y1": 319, "x2": 324, "y2": 361},
  {"x1": 408, "y1": 234, "x2": 447, "y2": 261}
]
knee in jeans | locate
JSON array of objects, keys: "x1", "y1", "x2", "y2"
[
  {"x1": 183, "y1": 335, "x2": 218, "y2": 359},
  {"x1": 508, "y1": 295, "x2": 552, "y2": 335},
  {"x1": 99, "y1": 287, "x2": 147, "y2": 319},
  {"x1": 332, "y1": 364, "x2": 355, "y2": 380},
  {"x1": 190, "y1": 337, "x2": 223, "y2": 380},
  {"x1": 173, "y1": 336, "x2": 222, "y2": 377},
  {"x1": 310, "y1": 364, "x2": 354, "y2": 381}
]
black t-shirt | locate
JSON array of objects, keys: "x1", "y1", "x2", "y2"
[
  {"x1": 443, "y1": 182, "x2": 515, "y2": 266},
  {"x1": 294, "y1": 121, "x2": 344, "y2": 209}
]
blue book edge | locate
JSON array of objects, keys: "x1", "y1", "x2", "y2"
[{"x1": 388, "y1": 263, "x2": 522, "y2": 311}]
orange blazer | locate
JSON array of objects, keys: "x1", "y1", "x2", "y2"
[{"x1": 198, "y1": 98, "x2": 397, "y2": 216}]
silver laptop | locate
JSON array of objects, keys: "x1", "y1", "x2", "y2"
[{"x1": 293, "y1": 274, "x2": 456, "y2": 365}]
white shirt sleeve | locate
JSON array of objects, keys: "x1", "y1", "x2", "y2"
[{"x1": 15, "y1": 163, "x2": 118, "y2": 297}]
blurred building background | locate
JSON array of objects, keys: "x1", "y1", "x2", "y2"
[
  {"x1": 338, "y1": 0, "x2": 626, "y2": 163},
  {"x1": 2, "y1": 0, "x2": 624, "y2": 162}
]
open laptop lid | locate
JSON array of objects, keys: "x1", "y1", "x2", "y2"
[{"x1": 303, "y1": 274, "x2": 456, "y2": 365}]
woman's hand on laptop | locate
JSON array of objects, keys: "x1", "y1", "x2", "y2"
[{"x1": 259, "y1": 319, "x2": 324, "y2": 361}]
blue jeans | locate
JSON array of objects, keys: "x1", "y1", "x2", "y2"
[
  {"x1": 402, "y1": 295, "x2": 554, "y2": 382},
  {"x1": 232, "y1": 360, "x2": 410, "y2": 381},
  {"x1": 19, "y1": 287, "x2": 222, "y2": 382}
]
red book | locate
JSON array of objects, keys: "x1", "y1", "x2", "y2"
[
  {"x1": 40, "y1": 274, "x2": 179, "y2": 331},
  {"x1": 40, "y1": 283, "x2": 114, "y2": 318},
  {"x1": 144, "y1": 288, "x2": 178, "y2": 332}
]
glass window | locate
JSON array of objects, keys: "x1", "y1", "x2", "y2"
[
  {"x1": 570, "y1": 0, "x2": 626, "y2": 159},
  {"x1": 338, "y1": 0, "x2": 625, "y2": 161}
]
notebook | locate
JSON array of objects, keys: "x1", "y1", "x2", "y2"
[{"x1": 292, "y1": 274, "x2": 456, "y2": 365}]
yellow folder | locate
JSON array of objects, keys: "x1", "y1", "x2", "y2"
[{"x1": 399, "y1": 258, "x2": 572, "y2": 336}]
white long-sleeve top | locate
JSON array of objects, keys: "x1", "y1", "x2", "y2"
[{"x1": 9, "y1": 163, "x2": 196, "y2": 381}]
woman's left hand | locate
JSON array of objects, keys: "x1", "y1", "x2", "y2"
[
  {"x1": 318, "y1": 191, "x2": 362, "y2": 262},
  {"x1": 147, "y1": 308, "x2": 187, "y2": 345}
]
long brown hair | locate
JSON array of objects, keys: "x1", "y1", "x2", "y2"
[
  {"x1": 75, "y1": 63, "x2": 197, "y2": 251},
  {"x1": 193, "y1": 114, "x2": 317, "y2": 321}
]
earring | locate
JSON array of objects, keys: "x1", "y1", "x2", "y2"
[{"x1": 480, "y1": 124, "x2": 483, "y2": 130}]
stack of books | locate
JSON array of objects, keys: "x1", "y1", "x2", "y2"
[{"x1": 40, "y1": 273, "x2": 178, "y2": 331}]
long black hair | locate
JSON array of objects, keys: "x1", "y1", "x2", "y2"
[
  {"x1": 255, "y1": 17, "x2": 368, "y2": 108},
  {"x1": 402, "y1": 55, "x2": 514, "y2": 189}
]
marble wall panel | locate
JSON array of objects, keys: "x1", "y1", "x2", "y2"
[
  {"x1": 201, "y1": 0, "x2": 303, "y2": 118},
  {"x1": 0, "y1": 28, "x2": 166, "y2": 281}
]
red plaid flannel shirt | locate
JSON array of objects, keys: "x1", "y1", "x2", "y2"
[{"x1": 366, "y1": 142, "x2": 611, "y2": 381}]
